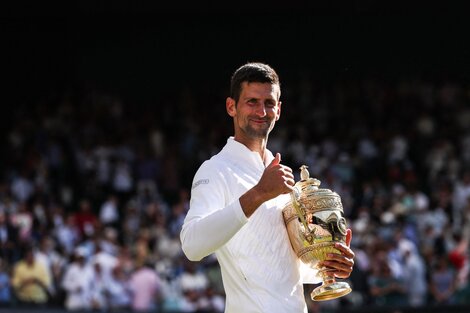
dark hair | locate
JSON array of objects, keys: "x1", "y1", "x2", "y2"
[
  {"x1": 229, "y1": 62, "x2": 280, "y2": 102},
  {"x1": 20, "y1": 243, "x2": 35, "y2": 259}
]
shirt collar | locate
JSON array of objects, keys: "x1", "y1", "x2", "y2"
[{"x1": 223, "y1": 137, "x2": 274, "y2": 169}]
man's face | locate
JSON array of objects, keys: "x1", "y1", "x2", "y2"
[
  {"x1": 25, "y1": 251, "x2": 34, "y2": 265},
  {"x1": 227, "y1": 82, "x2": 281, "y2": 141}
]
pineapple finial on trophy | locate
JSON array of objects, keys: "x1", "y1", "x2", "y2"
[
  {"x1": 300, "y1": 165, "x2": 309, "y2": 181},
  {"x1": 298, "y1": 165, "x2": 321, "y2": 192}
]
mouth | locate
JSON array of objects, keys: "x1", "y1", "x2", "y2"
[{"x1": 250, "y1": 119, "x2": 269, "y2": 124}]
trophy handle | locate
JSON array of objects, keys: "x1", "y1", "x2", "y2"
[
  {"x1": 290, "y1": 187, "x2": 312, "y2": 245},
  {"x1": 291, "y1": 186, "x2": 301, "y2": 207}
]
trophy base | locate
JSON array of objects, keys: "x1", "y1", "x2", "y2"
[{"x1": 310, "y1": 281, "x2": 352, "y2": 301}]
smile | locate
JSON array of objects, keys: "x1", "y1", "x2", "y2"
[{"x1": 250, "y1": 119, "x2": 269, "y2": 124}]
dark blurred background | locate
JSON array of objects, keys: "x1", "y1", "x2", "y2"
[
  {"x1": 4, "y1": 3, "x2": 470, "y2": 105},
  {"x1": 1, "y1": 2, "x2": 470, "y2": 313}
]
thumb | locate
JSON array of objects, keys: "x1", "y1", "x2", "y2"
[
  {"x1": 268, "y1": 153, "x2": 281, "y2": 167},
  {"x1": 345, "y1": 228, "x2": 352, "y2": 247}
]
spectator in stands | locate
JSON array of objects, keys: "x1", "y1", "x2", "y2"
[
  {"x1": 10, "y1": 202, "x2": 33, "y2": 244},
  {"x1": 0, "y1": 258, "x2": 11, "y2": 307},
  {"x1": 128, "y1": 257, "x2": 162, "y2": 312},
  {"x1": 11, "y1": 244, "x2": 51, "y2": 307},
  {"x1": 73, "y1": 199, "x2": 98, "y2": 240},
  {"x1": 400, "y1": 244, "x2": 427, "y2": 307},
  {"x1": 61, "y1": 247, "x2": 94, "y2": 310},
  {"x1": 368, "y1": 259, "x2": 407, "y2": 307},
  {"x1": 99, "y1": 194, "x2": 120, "y2": 229},
  {"x1": 178, "y1": 258, "x2": 214, "y2": 312},
  {"x1": 10, "y1": 170, "x2": 34, "y2": 204},
  {"x1": 89, "y1": 261, "x2": 108, "y2": 310},
  {"x1": 453, "y1": 171, "x2": 470, "y2": 229},
  {"x1": 0, "y1": 211, "x2": 19, "y2": 264},
  {"x1": 34, "y1": 235, "x2": 66, "y2": 305},
  {"x1": 112, "y1": 157, "x2": 135, "y2": 206},
  {"x1": 429, "y1": 255, "x2": 458, "y2": 305},
  {"x1": 122, "y1": 199, "x2": 141, "y2": 247},
  {"x1": 179, "y1": 258, "x2": 209, "y2": 296},
  {"x1": 89, "y1": 236, "x2": 118, "y2": 277},
  {"x1": 106, "y1": 264, "x2": 132, "y2": 310},
  {"x1": 54, "y1": 213, "x2": 80, "y2": 256}
]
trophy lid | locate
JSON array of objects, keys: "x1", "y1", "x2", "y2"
[
  {"x1": 297, "y1": 165, "x2": 320, "y2": 192},
  {"x1": 295, "y1": 165, "x2": 344, "y2": 213}
]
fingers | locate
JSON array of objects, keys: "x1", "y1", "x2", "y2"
[
  {"x1": 282, "y1": 181, "x2": 295, "y2": 193},
  {"x1": 280, "y1": 167, "x2": 294, "y2": 185},
  {"x1": 325, "y1": 251, "x2": 354, "y2": 267},
  {"x1": 319, "y1": 243, "x2": 355, "y2": 278},
  {"x1": 334, "y1": 241, "x2": 355, "y2": 259},
  {"x1": 267, "y1": 165, "x2": 293, "y2": 181},
  {"x1": 284, "y1": 177, "x2": 295, "y2": 186},
  {"x1": 322, "y1": 267, "x2": 353, "y2": 279},
  {"x1": 281, "y1": 166, "x2": 295, "y2": 191},
  {"x1": 321, "y1": 256, "x2": 354, "y2": 279}
]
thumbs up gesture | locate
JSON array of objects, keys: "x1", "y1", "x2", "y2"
[
  {"x1": 239, "y1": 153, "x2": 295, "y2": 217},
  {"x1": 269, "y1": 152, "x2": 282, "y2": 167},
  {"x1": 256, "y1": 153, "x2": 295, "y2": 201}
]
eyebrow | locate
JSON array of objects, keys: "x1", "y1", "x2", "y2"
[{"x1": 243, "y1": 96, "x2": 276, "y2": 101}]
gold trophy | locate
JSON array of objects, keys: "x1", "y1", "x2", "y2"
[{"x1": 282, "y1": 165, "x2": 352, "y2": 301}]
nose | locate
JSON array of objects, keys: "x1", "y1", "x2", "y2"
[{"x1": 254, "y1": 103, "x2": 267, "y2": 117}]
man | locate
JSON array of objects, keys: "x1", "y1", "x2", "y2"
[
  {"x1": 0, "y1": 210, "x2": 19, "y2": 264},
  {"x1": 180, "y1": 62, "x2": 355, "y2": 312},
  {"x1": 61, "y1": 247, "x2": 94, "y2": 310},
  {"x1": 128, "y1": 257, "x2": 162, "y2": 312},
  {"x1": 11, "y1": 244, "x2": 51, "y2": 307}
]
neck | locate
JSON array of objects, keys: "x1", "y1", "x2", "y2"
[{"x1": 233, "y1": 135, "x2": 268, "y2": 163}]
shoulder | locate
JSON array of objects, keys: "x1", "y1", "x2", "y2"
[
  {"x1": 193, "y1": 155, "x2": 231, "y2": 179},
  {"x1": 191, "y1": 159, "x2": 224, "y2": 190},
  {"x1": 13, "y1": 261, "x2": 25, "y2": 271}
]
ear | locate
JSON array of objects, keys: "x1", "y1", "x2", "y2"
[
  {"x1": 275, "y1": 101, "x2": 282, "y2": 121},
  {"x1": 226, "y1": 97, "x2": 236, "y2": 117}
]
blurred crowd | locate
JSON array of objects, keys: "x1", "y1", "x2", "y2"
[{"x1": 1, "y1": 73, "x2": 470, "y2": 312}]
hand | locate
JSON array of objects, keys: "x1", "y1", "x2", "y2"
[
  {"x1": 23, "y1": 277, "x2": 38, "y2": 285},
  {"x1": 320, "y1": 229, "x2": 355, "y2": 279},
  {"x1": 254, "y1": 153, "x2": 295, "y2": 201},
  {"x1": 240, "y1": 153, "x2": 294, "y2": 217}
]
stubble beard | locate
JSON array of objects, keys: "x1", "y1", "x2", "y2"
[{"x1": 244, "y1": 121, "x2": 274, "y2": 139}]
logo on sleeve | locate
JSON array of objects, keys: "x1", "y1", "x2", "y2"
[{"x1": 192, "y1": 179, "x2": 209, "y2": 190}]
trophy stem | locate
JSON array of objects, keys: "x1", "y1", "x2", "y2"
[
  {"x1": 319, "y1": 268, "x2": 336, "y2": 284},
  {"x1": 310, "y1": 268, "x2": 352, "y2": 301}
]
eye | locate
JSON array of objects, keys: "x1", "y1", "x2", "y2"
[
  {"x1": 247, "y1": 99, "x2": 257, "y2": 106},
  {"x1": 265, "y1": 100, "x2": 276, "y2": 108}
]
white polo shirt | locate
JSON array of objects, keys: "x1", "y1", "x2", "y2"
[{"x1": 180, "y1": 137, "x2": 319, "y2": 313}]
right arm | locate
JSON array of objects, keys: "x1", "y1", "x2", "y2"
[
  {"x1": 180, "y1": 161, "x2": 248, "y2": 261},
  {"x1": 180, "y1": 154, "x2": 294, "y2": 261}
]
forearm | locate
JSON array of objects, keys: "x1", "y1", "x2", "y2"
[{"x1": 239, "y1": 185, "x2": 270, "y2": 217}]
